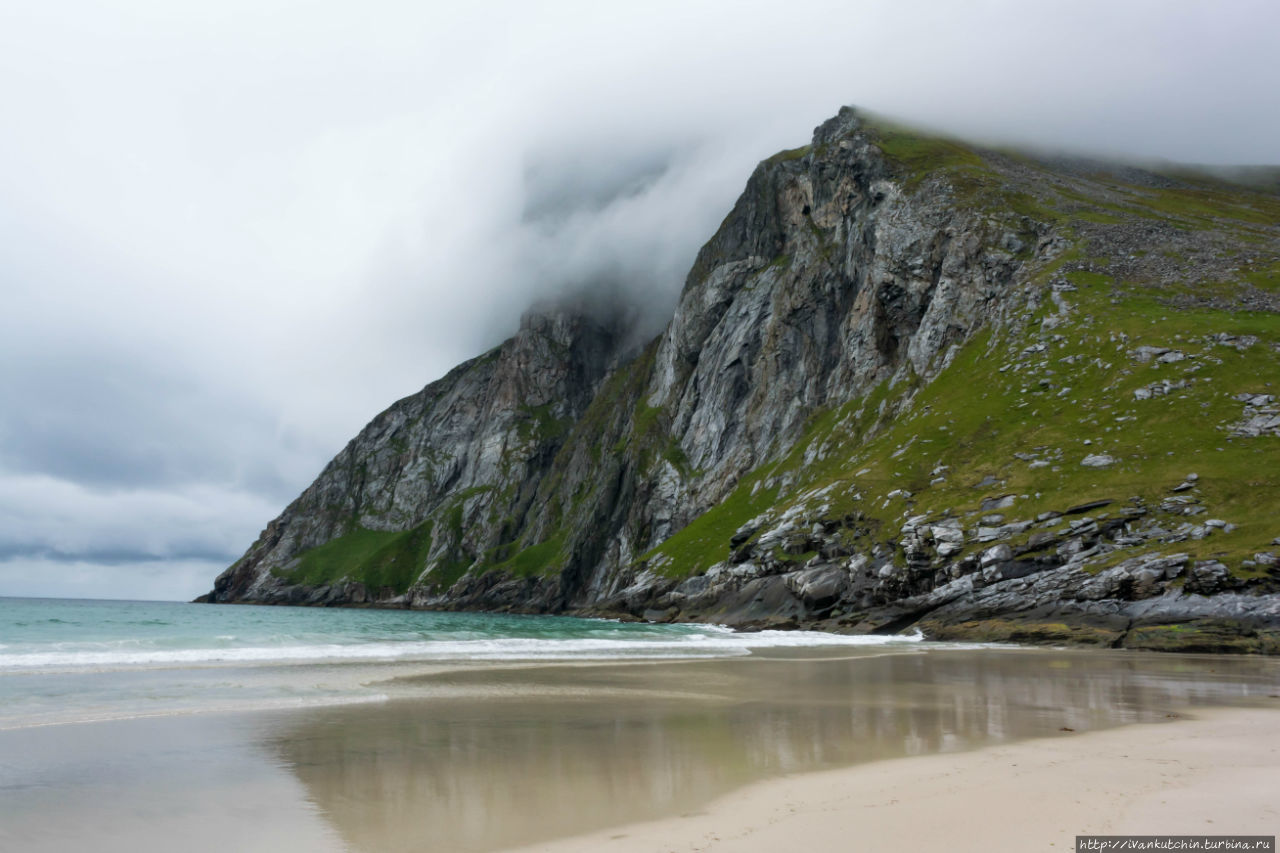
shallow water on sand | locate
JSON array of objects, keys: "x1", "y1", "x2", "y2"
[
  {"x1": 1, "y1": 646, "x2": 1276, "y2": 853},
  {"x1": 0, "y1": 597, "x2": 924, "y2": 728}
]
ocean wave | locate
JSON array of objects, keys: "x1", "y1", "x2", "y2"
[{"x1": 0, "y1": 628, "x2": 921, "y2": 670}]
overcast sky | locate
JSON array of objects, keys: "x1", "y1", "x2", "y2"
[{"x1": 1, "y1": 0, "x2": 1277, "y2": 600}]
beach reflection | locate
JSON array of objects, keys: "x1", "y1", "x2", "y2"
[{"x1": 269, "y1": 648, "x2": 1280, "y2": 853}]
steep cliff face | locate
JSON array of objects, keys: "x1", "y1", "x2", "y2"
[
  {"x1": 203, "y1": 108, "x2": 1280, "y2": 653},
  {"x1": 210, "y1": 308, "x2": 635, "y2": 605}
]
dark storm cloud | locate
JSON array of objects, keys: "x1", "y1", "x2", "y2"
[
  {"x1": 0, "y1": 471, "x2": 280, "y2": 598},
  {"x1": 0, "y1": 0, "x2": 1277, "y2": 599},
  {"x1": 0, "y1": 352, "x2": 311, "y2": 498}
]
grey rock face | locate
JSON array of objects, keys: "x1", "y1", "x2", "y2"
[
  {"x1": 206, "y1": 308, "x2": 638, "y2": 605},
  {"x1": 207, "y1": 107, "x2": 1021, "y2": 610},
  {"x1": 199, "y1": 106, "x2": 1280, "y2": 654}
]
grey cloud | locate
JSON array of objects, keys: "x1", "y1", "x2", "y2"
[
  {"x1": 0, "y1": 558, "x2": 231, "y2": 603},
  {"x1": 0, "y1": 344, "x2": 329, "y2": 502},
  {"x1": 1, "y1": 0, "x2": 1277, "y2": 599},
  {"x1": 0, "y1": 546, "x2": 237, "y2": 567},
  {"x1": 522, "y1": 144, "x2": 680, "y2": 223},
  {"x1": 0, "y1": 474, "x2": 280, "y2": 596}
]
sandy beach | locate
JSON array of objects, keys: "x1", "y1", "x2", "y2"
[
  {"x1": 2, "y1": 647, "x2": 1277, "y2": 852},
  {"x1": 507, "y1": 706, "x2": 1280, "y2": 853}
]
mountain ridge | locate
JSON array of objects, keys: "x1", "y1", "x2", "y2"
[{"x1": 200, "y1": 107, "x2": 1280, "y2": 653}]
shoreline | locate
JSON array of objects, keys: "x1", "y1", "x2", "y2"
[
  {"x1": 3, "y1": 644, "x2": 1277, "y2": 852},
  {"x1": 194, "y1": 595, "x2": 1280, "y2": 657},
  {"x1": 502, "y1": 706, "x2": 1280, "y2": 853}
]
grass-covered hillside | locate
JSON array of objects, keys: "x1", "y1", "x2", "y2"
[
  {"x1": 213, "y1": 108, "x2": 1280, "y2": 651},
  {"x1": 647, "y1": 241, "x2": 1280, "y2": 583},
  {"x1": 632, "y1": 116, "x2": 1280, "y2": 649}
]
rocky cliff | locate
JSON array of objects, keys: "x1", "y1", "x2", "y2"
[{"x1": 201, "y1": 107, "x2": 1280, "y2": 653}]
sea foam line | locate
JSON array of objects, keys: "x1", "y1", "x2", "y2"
[{"x1": 0, "y1": 628, "x2": 921, "y2": 670}]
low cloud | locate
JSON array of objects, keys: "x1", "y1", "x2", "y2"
[
  {"x1": 0, "y1": 474, "x2": 280, "y2": 570},
  {"x1": 0, "y1": 557, "x2": 231, "y2": 603},
  {"x1": 1, "y1": 0, "x2": 1277, "y2": 598}
]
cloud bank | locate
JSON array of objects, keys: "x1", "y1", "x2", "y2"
[{"x1": 1, "y1": 0, "x2": 1277, "y2": 599}]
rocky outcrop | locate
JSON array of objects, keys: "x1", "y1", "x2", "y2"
[
  {"x1": 206, "y1": 307, "x2": 638, "y2": 606},
  {"x1": 201, "y1": 107, "x2": 1280, "y2": 653},
  {"x1": 611, "y1": 494, "x2": 1280, "y2": 654}
]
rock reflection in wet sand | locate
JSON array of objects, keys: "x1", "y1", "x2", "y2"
[{"x1": 269, "y1": 648, "x2": 1280, "y2": 853}]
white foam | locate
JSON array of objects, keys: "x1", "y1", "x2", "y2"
[{"x1": 0, "y1": 627, "x2": 921, "y2": 671}]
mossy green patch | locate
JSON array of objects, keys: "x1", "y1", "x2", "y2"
[
  {"x1": 1244, "y1": 260, "x2": 1280, "y2": 292},
  {"x1": 427, "y1": 557, "x2": 474, "y2": 592},
  {"x1": 643, "y1": 475, "x2": 780, "y2": 578},
  {"x1": 865, "y1": 122, "x2": 985, "y2": 190},
  {"x1": 278, "y1": 522, "x2": 434, "y2": 594},
  {"x1": 766, "y1": 145, "x2": 811, "y2": 164},
  {"x1": 1071, "y1": 209, "x2": 1125, "y2": 225},
  {"x1": 633, "y1": 402, "x2": 663, "y2": 437},
  {"x1": 918, "y1": 617, "x2": 1123, "y2": 647},
  {"x1": 1119, "y1": 184, "x2": 1280, "y2": 229},
  {"x1": 492, "y1": 535, "x2": 567, "y2": 578},
  {"x1": 1124, "y1": 622, "x2": 1280, "y2": 654},
  {"x1": 516, "y1": 403, "x2": 571, "y2": 444},
  {"x1": 558, "y1": 340, "x2": 658, "y2": 467},
  {"x1": 1066, "y1": 270, "x2": 1113, "y2": 288}
]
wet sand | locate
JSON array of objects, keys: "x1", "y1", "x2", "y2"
[
  {"x1": 507, "y1": 706, "x2": 1280, "y2": 853},
  {"x1": 1, "y1": 647, "x2": 1277, "y2": 852}
]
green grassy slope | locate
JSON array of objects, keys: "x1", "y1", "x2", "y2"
[
  {"x1": 268, "y1": 118, "x2": 1280, "y2": 606},
  {"x1": 643, "y1": 123, "x2": 1280, "y2": 583}
]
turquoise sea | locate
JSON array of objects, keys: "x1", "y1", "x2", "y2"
[
  {"x1": 0, "y1": 596, "x2": 921, "y2": 728},
  {"x1": 3, "y1": 596, "x2": 1279, "y2": 852}
]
